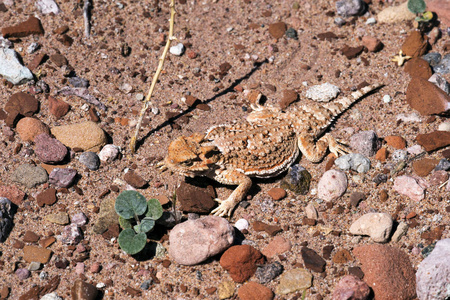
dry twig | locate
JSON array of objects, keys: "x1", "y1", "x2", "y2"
[{"x1": 130, "y1": 0, "x2": 176, "y2": 153}]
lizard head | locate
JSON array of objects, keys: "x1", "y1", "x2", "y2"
[{"x1": 164, "y1": 132, "x2": 218, "y2": 177}]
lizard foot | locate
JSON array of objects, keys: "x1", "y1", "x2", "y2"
[
  {"x1": 211, "y1": 198, "x2": 234, "y2": 217},
  {"x1": 326, "y1": 134, "x2": 349, "y2": 157}
]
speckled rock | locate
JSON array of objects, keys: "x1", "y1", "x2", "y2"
[
  {"x1": 317, "y1": 169, "x2": 347, "y2": 201},
  {"x1": 349, "y1": 130, "x2": 380, "y2": 157},
  {"x1": 58, "y1": 224, "x2": 83, "y2": 245},
  {"x1": 393, "y1": 175, "x2": 425, "y2": 201},
  {"x1": 276, "y1": 268, "x2": 312, "y2": 295},
  {"x1": 170, "y1": 216, "x2": 235, "y2": 266},
  {"x1": 0, "y1": 197, "x2": 14, "y2": 242},
  {"x1": 34, "y1": 133, "x2": 68, "y2": 164},
  {"x1": 256, "y1": 262, "x2": 284, "y2": 284},
  {"x1": 51, "y1": 121, "x2": 107, "y2": 152},
  {"x1": 335, "y1": 153, "x2": 371, "y2": 173},
  {"x1": 305, "y1": 82, "x2": 340, "y2": 102},
  {"x1": 349, "y1": 213, "x2": 393, "y2": 243},
  {"x1": 78, "y1": 152, "x2": 100, "y2": 170},
  {"x1": 48, "y1": 168, "x2": 77, "y2": 188},
  {"x1": 416, "y1": 239, "x2": 450, "y2": 300},
  {"x1": 434, "y1": 54, "x2": 450, "y2": 74},
  {"x1": 11, "y1": 164, "x2": 48, "y2": 188},
  {"x1": 353, "y1": 244, "x2": 416, "y2": 300},
  {"x1": 16, "y1": 117, "x2": 49, "y2": 142},
  {"x1": 428, "y1": 73, "x2": 450, "y2": 95},
  {"x1": 435, "y1": 159, "x2": 450, "y2": 171},
  {"x1": 220, "y1": 245, "x2": 264, "y2": 283},
  {"x1": 336, "y1": 0, "x2": 366, "y2": 17},
  {"x1": 280, "y1": 165, "x2": 311, "y2": 195},
  {"x1": 238, "y1": 282, "x2": 274, "y2": 300},
  {"x1": 332, "y1": 275, "x2": 371, "y2": 300}
]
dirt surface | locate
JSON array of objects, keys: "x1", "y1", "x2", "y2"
[{"x1": 0, "y1": 0, "x2": 449, "y2": 299}]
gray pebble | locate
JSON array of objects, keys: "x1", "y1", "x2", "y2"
[
  {"x1": 12, "y1": 164, "x2": 48, "y2": 188},
  {"x1": 16, "y1": 268, "x2": 31, "y2": 280},
  {"x1": 372, "y1": 173, "x2": 388, "y2": 185},
  {"x1": 336, "y1": 0, "x2": 366, "y2": 17},
  {"x1": 79, "y1": 152, "x2": 100, "y2": 170},
  {"x1": 334, "y1": 17, "x2": 346, "y2": 26},
  {"x1": 71, "y1": 212, "x2": 88, "y2": 226},
  {"x1": 433, "y1": 53, "x2": 450, "y2": 74},
  {"x1": 27, "y1": 42, "x2": 40, "y2": 54},
  {"x1": 169, "y1": 43, "x2": 185, "y2": 56},
  {"x1": 435, "y1": 159, "x2": 450, "y2": 171},
  {"x1": 140, "y1": 279, "x2": 152, "y2": 290},
  {"x1": 256, "y1": 262, "x2": 284, "y2": 284},
  {"x1": 428, "y1": 73, "x2": 450, "y2": 94},
  {"x1": 422, "y1": 52, "x2": 442, "y2": 67},
  {"x1": 0, "y1": 197, "x2": 14, "y2": 242},
  {"x1": 285, "y1": 28, "x2": 298, "y2": 39},
  {"x1": 335, "y1": 153, "x2": 371, "y2": 173},
  {"x1": 68, "y1": 76, "x2": 89, "y2": 88}
]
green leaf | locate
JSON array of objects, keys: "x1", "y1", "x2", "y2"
[
  {"x1": 145, "y1": 198, "x2": 163, "y2": 220},
  {"x1": 407, "y1": 0, "x2": 426, "y2": 14},
  {"x1": 138, "y1": 217, "x2": 155, "y2": 233},
  {"x1": 115, "y1": 190, "x2": 147, "y2": 219},
  {"x1": 118, "y1": 216, "x2": 132, "y2": 229},
  {"x1": 118, "y1": 228, "x2": 147, "y2": 255}
]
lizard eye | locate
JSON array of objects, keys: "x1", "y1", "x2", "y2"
[{"x1": 181, "y1": 160, "x2": 194, "y2": 167}]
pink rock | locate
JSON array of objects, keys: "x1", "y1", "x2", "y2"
[
  {"x1": 0, "y1": 185, "x2": 25, "y2": 206},
  {"x1": 262, "y1": 236, "x2": 292, "y2": 258},
  {"x1": 169, "y1": 216, "x2": 234, "y2": 265},
  {"x1": 34, "y1": 133, "x2": 68, "y2": 164},
  {"x1": 393, "y1": 175, "x2": 425, "y2": 201},
  {"x1": 89, "y1": 262, "x2": 101, "y2": 273},
  {"x1": 353, "y1": 244, "x2": 416, "y2": 300},
  {"x1": 318, "y1": 170, "x2": 347, "y2": 201},
  {"x1": 332, "y1": 275, "x2": 371, "y2": 300},
  {"x1": 428, "y1": 170, "x2": 448, "y2": 186},
  {"x1": 362, "y1": 36, "x2": 383, "y2": 52},
  {"x1": 75, "y1": 262, "x2": 85, "y2": 274}
]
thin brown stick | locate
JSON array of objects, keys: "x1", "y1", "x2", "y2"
[{"x1": 130, "y1": 0, "x2": 176, "y2": 153}]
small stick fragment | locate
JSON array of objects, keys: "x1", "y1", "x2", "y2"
[
  {"x1": 83, "y1": 0, "x2": 92, "y2": 38},
  {"x1": 57, "y1": 87, "x2": 107, "y2": 111},
  {"x1": 130, "y1": 0, "x2": 176, "y2": 153}
]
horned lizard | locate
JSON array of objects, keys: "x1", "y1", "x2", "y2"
[{"x1": 164, "y1": 84, "x2": 382, "y2": 217}]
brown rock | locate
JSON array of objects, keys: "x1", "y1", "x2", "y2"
[
  {"x1": 317, "y1": 32, "x2": 339, "y2": 41},
  {"x1": 267, "y1": 188, "x2": 286, "y2": 201},
  {"x1": 322, "y1": 245, "x2": 334, "y2": 260},
  {"x1": 39, "y1": 237, "x2": 56, "y2": 248},
  {"x1": 268, "y1": 22, "x2": 287, "y2": 39},
  {"x1": 184, "y1": 95, "x2": 200, "y2": 107},
  {"x1": 54, "y1": 25, "x2": 69, "y2": 35},
  {"x1": 36, "y1": 188, "x2": 57, "y2": 207},
  {"x1": 89, "y1": 107, "x2": 99, "y2": 122},
  {"x1": 384, "y1": 135, "x2": 406, "y2": 149},
  {"x1": 123, "y1": 170, "x2": 147, "y2": 188},
  {"x1": 220, "y1": 245, "x2": 265, "y2": 283},
  {"x1": 406, "y1": 77, "x2": 450, "y2": 115},
  {"x1": 412, "y1": 158, "x2": 439, "y2": 176},
  {"x1": 353, "y1": 244, "x2": 416, "y2": 300},
  {"x1": 279, "y1": 89, "x2": 298, "y2": 109},
  {"x1": 375, "y1": 147, "x2": 388, "y2": 161},
  {"x1": 71, "y1": 280, "x2": 99, "y2": 300},
  {"x1": 429, "y1": 170, "x2": 449, "y2": 186},
  {"x1": 186, "y1": 49, "x2": 198, "y2": 59},
  {"x1": 1, "y1": 286, "x2": 9, "y2": 299},
  {"x1": 238, "y1": 282, "x2": 274, "y2": 300},
  {"x1": 332, "y1": 249, "x2": 353, "y2": 264},
  {"x1": 401, "y1": 30, "x2": 429, "y2": 57},
  {"x1": 49, "y1": 53, "x2": 68, "y2": 67},
  {"x1": 262, "y1": 236, "x2": 292, "y2": 258},
  {"x1": 404, "y1": 58, "x2": 432, "y2": 79},
  {"x1": 340, "y1": 45, "x2": 364, "y2": 59},
  {"x1": 28, "y1": 52, "x2": 48, "y2": 71},
  {"x1": 16, "y1": 117, "x2": 49, "y2": 142},
  {"x1": 1, "y1": 16, "x2": 44, "y2": 38},
  {"x1": 23, "y1": 231, "x2": 40, "y2": 243},
  {"x1": 4, "y1": 92, "x2": 40, "y2": 127},
  {"x1": 23, "y1": 245, "x2": 52, "y2": 263},
  {"x1": 362, "y1": 36, "x2": 383, "y2": 52},
  {"x1": 416, "y1": 131, "x2": 450, "y2": 152},
  {"x1": 154, "y1": 195, "x2": 170, "y2": 205},
  {"x1": 176, "y1": 181, "x2": 216, "y2": 213},
  {"x1": 301, "y1": 247, "x2": 326, "y2": 272},
  {"x1": 0, "y1": 185, "x2": 25, "y2": 206},
  {"x1": 48, "y1": 96, "x2": 70, "y2": 119}
]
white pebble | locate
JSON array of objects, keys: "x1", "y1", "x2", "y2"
[
  {"x1": 382, "y1": 94, "x2": 391, "y2": 103},
  {"x1": 170, "y1": 43, "x2": 185, "y2": 56},
  {"x1": 96, "y1": 282, "x2": 106, "y2": 289},
  {"x1": 27, "y1": 42, "x2": 40, "y2": 54},
  {"x1": 80, "y1": 103, "x2": 90, "y2": 111},
  {"x1": 234, "y1": 218, "x2": 249, "y2": 231},
  {"x1": 151, "y1": 107, "x2": 159, "y2": 115},
  {"x1": 366, "y1": 17, "x2": 377, "y2": 25},
  {"x1": 317, "y1": 169, "x2": 347, "y2": 201},
  {"x1": 98, "y1": 144, "x2": 120, "y2": 162},
  {"x1": 406, "y1": 144, "x2": 423, "y2": 155},
  {"x1": 349, "y1": 213, "x2": 393, "y2": 243},
  {"x1": 438, "y1": 122, "x2": 450, "y2": 132},
  {"x1": 305, "y1": 82, "x2": 340, "y2": 102},
  {"x1": 40, "y1": 293, "x2": 62, "y2": 300},
  {"x1": 135, "y1": 93, "x2": 144, "y2": 101}
]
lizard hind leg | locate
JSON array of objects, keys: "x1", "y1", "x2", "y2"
[{"x1": 298, "y1": 133, "x2": 349, "y2": 163}]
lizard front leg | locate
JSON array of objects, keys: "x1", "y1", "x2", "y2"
[
  {"x1": 210, "y1": 169, "x2": 252, "y2": 217},
  {"x1": 298, "y1": 133, "x2": 348, "y2": 163}
]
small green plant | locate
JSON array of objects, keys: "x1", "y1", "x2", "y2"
[
  {"x1": 115, "y1": 190, "x2": 163, "y2": 255},
  {"x1": 407, "y1": 0, "x2": 433, "y2": 23}
]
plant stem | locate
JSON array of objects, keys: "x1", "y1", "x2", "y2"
[{"x1": 130, "y1": 0, "x2": 176, "y2": 153}]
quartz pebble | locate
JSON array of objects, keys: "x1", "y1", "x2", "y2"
[
  {"x1": 0, "y1": 47, "x2": 34, "y2": 85},
  {"x1": 393, "y1": 175, "x2": 425, "y2": 201},
  {"x1": 335, "y1": 153, "x2": 371, "y2": 173},
  {"x1": 169, "y1": 43, "x2": 185, "y2": 56},
  {"x1": 169, "y1": 216, "x2": 234, "y2": 265},
  {"x1": 35, "y1": 0, "x2": 61, "y2": 14},
  {"x1": 349, "y1": 213, "x2": 393, "y2": 243},
  {"x1": 438, "y1": 122, "x2": 450, "y2": 132},
  {"x1": 336, "y1": 0, "x2": 366, "y2": 17},
  {"x1": 40, "y1": 293, "x2": 62, "y2": 300},
  {"x1": 71, "y1": 212, "x2": 88, "y2": 227},
  {"x1": 58, "y1": 224, "x2": 83, "y2": 245},
  {"x1": 304, "y1": 82, "x2": 340, "y2": 102},
  {"x1": 234, "y1": 218, "x2": 249, "y2": 231},
  {"x1": 317, "y1": 170, "x2": 347, "y2": 201},
  {"x1": 416, "y1": 239, "x2": 450, "y2": 300},
  {"x1": 98, "y1": 144, "x2": 120, "y2": 162},
  {"x1": 276, "y1": 268, "x2": 312, "y2": 295}
]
